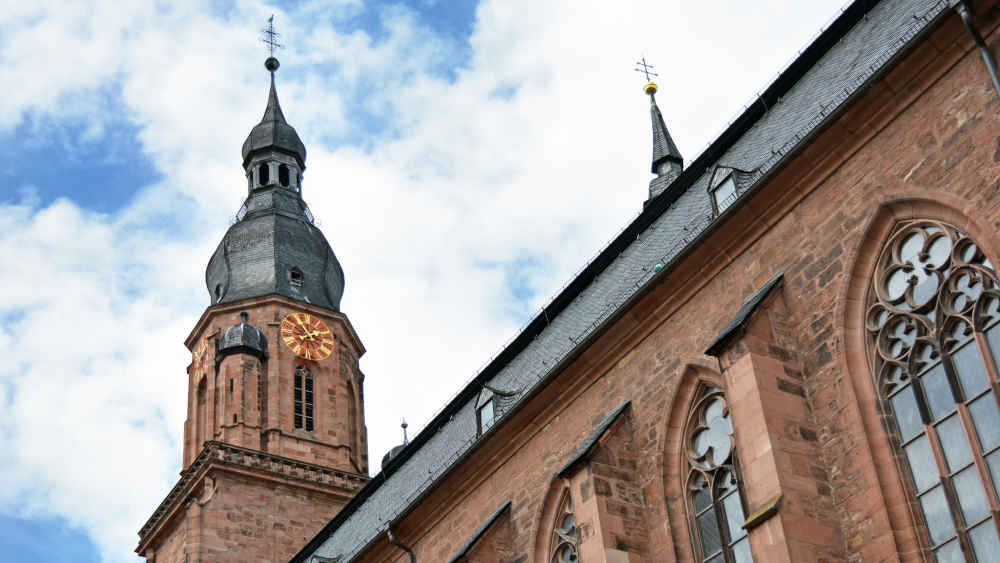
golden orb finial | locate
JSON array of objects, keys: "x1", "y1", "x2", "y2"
[{"x1": 644, "y1": 81, "x2": 658, "y2": 95}]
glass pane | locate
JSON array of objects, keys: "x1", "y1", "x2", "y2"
[
  {"x1": 691, "y1": 473, "x2": 711, "y2": 512},
  {"x1": 953, "y1": 465, "x2": 990, "y2": 524},
  {"x1": 969, "y1": 520, "x2": 1000, "y2": 562},
  {"x1": 936, "y1": 415, "x2": 973, "y2": 472},
  {"x1": 919, "y1": 486, "x2": 956, "y2": 545},
  {"x1": 891, "y1": 385, "x2": 924, "y2": 442},
  {"x1": 952, "y1": 341, "x2": 989, "y2": 398},
  {"x1": 705, "y1": 398, "x2": 725, "y2": 423},
  {"x1": 480, "y1": 400, "x2": 495, "y2": 431},
  {"x1": 706, "y1": 555, "x2": 724, "y2": 563},
  {"x1": 921, "y1": 364, "x2": 955, "y2": 421},
  {"x1": 722, "y1": 492, "x2": 746, "y2": 541},
  {"x1": 731, "y1": 537, "x2": 752, "y2": 563},
  {"x1": 933, "y1": 539, "x2": 964, "y2": 563},
  {"x1": 905, "y1": 435, "x2": 940, "y2": 493},
  {"x1": 714, "y1": 178, "x2": 736, "y2": 212},
  {"x1": 697, "y1": 507, "x2": 723, "y2": 558},
  {"x1": 970, "y1": 393, "x2": 1000, "y2": 453},
  {"x1": 927, "y1": 235, "x2": 950, "y2": 266}
]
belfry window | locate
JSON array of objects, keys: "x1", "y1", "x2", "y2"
[
  {"x1": 867, "y1": 219, "x2": 1000, "y2": 560},
  {"x1": 289, "y1": 267, "x2": 304, "y2": 286},
  {"x1": 258, "y1": 163, "x2": 270, "y2": 186},
  {"x1": 294, "y1": 366, "x2": 314, "y2": 432},
  {"x1": 685, "y1": 386, "x2": 751, "y2": 563},
  {"x1": 278, "y1": 164, "x2": 290, "y2": 187}
]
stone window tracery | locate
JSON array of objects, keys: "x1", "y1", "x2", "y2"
[
  {"x1": 550, "y1": 492, "x2": 579, "y2": 563},
  {"x1": 866, "y1": 219, "x2": 1000, "y2": 561},
  {"x1": 685, "y1": 386, "x2": 751, "y2": 563}
]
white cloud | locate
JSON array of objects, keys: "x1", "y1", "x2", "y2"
[{"x1": 0, "y1": 0, "x2": 847, "y2": 560}]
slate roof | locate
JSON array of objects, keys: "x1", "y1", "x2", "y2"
[
  {"x1": 649, "y1": 93, "x2": 683, "y2": 174},
  {"x1": 242, "y1": 73, "x2": 307, "y2": 168},
  {"x1": 207, "y1": 76, "x2": 346, "y2": 310},
  {"x1": 293, "y1": 0, "x2": 952, "y2": 560}
]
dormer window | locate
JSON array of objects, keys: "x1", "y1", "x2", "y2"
[
  {"x1": 478, "y1": 399, "x2": 495, "y2": 434},
  {"x1": 279, "y1": 164, "x2": 290, "y2": 187},
  {"x1": 289, "y1": 267, "x2": 304, "y2": 286},
  {"x1": 712, "y1": 175, "x2": 737, "y2": 214},
  {"x1": 258, "y1": 163, "x2": 270, "y2": 186}
]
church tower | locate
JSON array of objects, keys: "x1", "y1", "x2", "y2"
[{"x1": 136, "y1": 52, "x2": 369, "y2": 563}]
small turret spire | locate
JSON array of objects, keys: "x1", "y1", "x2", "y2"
[{"x1": 635, "y1": 58, "x2": 683, "y2": 200}]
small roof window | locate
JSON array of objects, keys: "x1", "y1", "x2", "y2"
[
  {"x1": 478, "y1": 399, "x2": 495, "y2": 435},
  {"x1": 712, "y1": 175, "x2": 737, "y2": 214}
]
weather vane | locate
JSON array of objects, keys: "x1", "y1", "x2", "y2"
[
  {"x1": 261, "y1": 15, "x2": 284, "y2": 59},
  {"x1": 634, "y1": 56, "x2": 658, "y2": 82}
]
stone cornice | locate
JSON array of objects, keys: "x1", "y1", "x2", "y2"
[
  {"x1": 136, "y1": 441, "x2": 368, "y2": 554},
  {"x1": 184, "y1": 294, "x2": 365, "y2": 356}
]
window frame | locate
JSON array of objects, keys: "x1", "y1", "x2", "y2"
[
  {"x1": 683, "y1": 386, "x2": 752, "y2": 563},
  {"x1": 477, "y1": 398, "x2": 495, "y2": 436},
  {"x1": 294, "y1": 365, "x2": 315, "y2": 432},
  {"x1": 711, "y1": 174, "x2": 738, "y2": 215},
  {"x1": 867, "y1": 219, "x2": 1000, "y2": 560}
]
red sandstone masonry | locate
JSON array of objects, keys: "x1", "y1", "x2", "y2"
[
  {"x1": 139, "y1": 296, "x2": 370, "y2": 561},
  {"x1": 349, "y1": 10, "x2": 1000, "y2": 563}
]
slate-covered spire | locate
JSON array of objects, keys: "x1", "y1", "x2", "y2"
[
  {"x1": 645, "y1": 81, "x2": 683, "y2": 200},
  {"x1": 241, "y1": 58, "x2": 307, "y2": 169},
  {"x1": 205, "y1": 54, "x2": 346, "y2": 311}
]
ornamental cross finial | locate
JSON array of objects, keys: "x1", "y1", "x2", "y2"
[
  {"x1": 261, "y1": 15, "x2": 284, "y2": 58},
  {"x1": 634, "y1": 56, "x2": 658, "y2": 82}
]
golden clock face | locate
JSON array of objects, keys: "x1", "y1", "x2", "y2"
[{"x1": 280, "y1": 312, "x2": 335, "y2": 361}]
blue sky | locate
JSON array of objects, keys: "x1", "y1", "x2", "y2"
[{"x1": 0, "y1": 1, "x2": 847, "y2": 561}]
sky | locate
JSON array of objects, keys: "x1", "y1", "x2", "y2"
[{"x1": 0, "y1": 0, "x2": 848, "y2": 561}]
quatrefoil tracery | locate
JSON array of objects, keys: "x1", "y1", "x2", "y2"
[
  {"x1": 686, "y1": 390, "x2": 734, "y2": 471},
  {"x1": 867, "y1": 220, "x2": 998, "y2": 394}
]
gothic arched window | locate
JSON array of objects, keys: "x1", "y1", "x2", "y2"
[
  {"x1": 684, "y1": 386, "x2": 752, "y2": 563},
  {"x1": 294, "y1": 366, "x2": 314, "y2": 432},
  {"x1": 550, "y1": 492, "x2": 578, "y2": 563},
  {"x1": 867, "y1": 219, "x2": 1000, "y2": 561}
]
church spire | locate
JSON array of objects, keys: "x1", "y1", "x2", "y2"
[
  {"x1": 206, "y1": 20, "x2": 345, "y2": 311},
  {"x1": 635, "y1": 58, "x2": 683, "y2": 200},
  {"x1": 241, "y1": 21, "x2": 306, "y2": 170}
]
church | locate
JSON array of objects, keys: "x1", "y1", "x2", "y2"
[{"x1": 137, "y1": 0, "x2": 1000, "y2": 561}]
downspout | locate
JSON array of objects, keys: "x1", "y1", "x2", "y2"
[
  {"x1": 387, "y1": 527, "x2": 416, "y2": 563},
  {"x1": 954, "y1": 0, "x2": 1000, "y2": 97}
]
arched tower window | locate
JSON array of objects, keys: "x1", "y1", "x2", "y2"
[
  {"x1": 867, "y1": 219, "x2": 1000, "y2": 560},
  {"x1": 258, "y1": 163, "x2": 270, "y2": 186},
  {"x1": 294, "y1": 365, "x2": 314, "y2": 432},
  {"x1": 278, "y1": 164, "x2": 290, "y2": 187},
  {"x1": 550, "y1": 491, "x2": 579, "y2": 563},
  {"x1": 684, "y1": 386, "x2": 751, "y2": 563}
]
